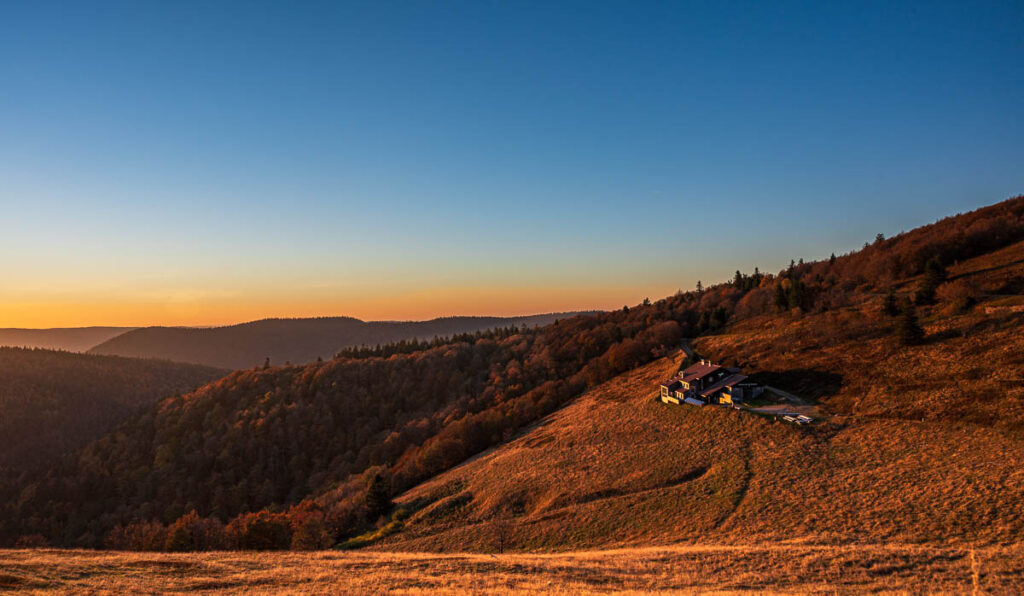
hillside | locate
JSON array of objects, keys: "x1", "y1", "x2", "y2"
[
  {"x1": 371, "y1": 227, "x2": 1024, "y2": 551},
  {"x1": 88, "y1": 314, "x2": 588, "y2": 370},
  {"x1": 7, "y1": 307, "x2": 685, "y2": 547},
  {"x1": 378, "y1": 344, "x2": 1023, "y2": 551},
  {"x1": 3, "y1": 195, "x2": 1022, "y2": 551},
  {"x1": 0, "y1": 327, "x2": 135, "y2": 352},
  {"x1": 0, "y1": 348, "x2": 225, "y2": 477}
]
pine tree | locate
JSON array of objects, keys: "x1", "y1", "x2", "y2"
[
  {"x1": 774, "y1": 284, "x2": 788, "y2": 311},
  {"x1": 364, "y1": 470, "x2": 393, "y2": 518},
  {"x1": 696, "y1": 280, "x2": 703, "y2": 293},
  {"x1": 829, "y1": 253, "x2": 836, "y2": 266},
  {"x1": 787, "y1": 278, "x2": 806, "y2": 311},
  {"x1": 882, "y1": 291, "x2": 899, "y2": 317},
  {"x1": 897, "y1": 300, "x2": 925, "y2": 346},
  {"x1": 915, "y1": 257, "x2": 947, "y2": 305}
]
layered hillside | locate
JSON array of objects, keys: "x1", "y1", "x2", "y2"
[
  {"x1": 0, "y1": 348, "x2": 225, "y2": 477},
  {"x1": 89, "y1": 314, "x2": 588, "y2": 370},
  {"x1": 0, "y1": 327, "x2": 135, "y2": 352},
  {"x1": 374, "y1": 216, "x2": 1024, "y2": 551},
  {"x1": 4, "y1": 195, "x2": 1022, "y2": 551},
  {"x1": 7, "y1": 310, "x2": 687, "y2": 546}
]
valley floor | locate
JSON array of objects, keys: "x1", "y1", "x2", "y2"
[{"x1": 3, "y1": 543, "x2": 1024, "y2": 594}]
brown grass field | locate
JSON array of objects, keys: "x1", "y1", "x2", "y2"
[{"x1": 4, "y1": 543, "x2": 1024, "y2": 594}]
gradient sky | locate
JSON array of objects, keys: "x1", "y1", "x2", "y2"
[{"x1": 1, "y1": 1, "x2": 1022, "y2": 327}]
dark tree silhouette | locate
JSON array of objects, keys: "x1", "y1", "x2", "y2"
[
  {"x1": 897, "y1": 300, "x2": 925, "y2": 346},
  {"x1": 883, "y1": 291, "x2": 899, "y2": 317},
  {"x1": 364, "y1": 470, "x2": 393, "y2": 519}
]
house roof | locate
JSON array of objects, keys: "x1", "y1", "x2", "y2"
[
  {"x1": 660, "y1": 379, "x2": 682, "y2": 389},
  {"x1": 679, "y1": 362, "x2": 722, "y2": 383},
  {"x1": 698, "y1": 373, "x2": 749, "y2": 397}
]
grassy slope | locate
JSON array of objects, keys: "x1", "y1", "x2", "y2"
[
  {"x1": 4, "y1": 544, "x2": 1024, "y2": 593},
  {"x1": 370, "y1": 244, "x2": 1024, "y2": 552}
]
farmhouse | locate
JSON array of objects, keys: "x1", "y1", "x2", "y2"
[{"x1": 659, "y1": 359, "x2": 763, "y2": 406}]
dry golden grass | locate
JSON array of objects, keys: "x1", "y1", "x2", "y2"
[
  {"x1": 373, "y1": 344, "x2": 1024, "y2": 553},
  {"x1": 4, "y1": 543, "x2": 1024, "y2": 594}
]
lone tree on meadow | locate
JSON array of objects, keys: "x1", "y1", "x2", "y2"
[{"x1": 897, "y1": 299, "x2": 925, "y2": 346}]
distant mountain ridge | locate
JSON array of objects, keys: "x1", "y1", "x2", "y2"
[
  {"x1": 0, "y1": 327, "x2": 137, "y2": 352},
  {"x1": 88, "y1": 313, "x2": 592, "y2": 370}
]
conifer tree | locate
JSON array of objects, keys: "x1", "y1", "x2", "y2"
[
  {"x1": 915, "y1": 257, "x2": 947, "y2": 305},
  {"x1": 364, "y1": 470, "x2": 393, "y2": 518},
  {"x1": 897, "y1": 300, "x2": 925, "y2": 346},
  {"x1": 787, "y1": 278, "x2": 806, "y2": 311},
  {"x1": 882, "y1": 291, "x2": 899, "y2": 317},
  {"x1": 774, "y1": 284, "x2": 788, "y2": 311}
]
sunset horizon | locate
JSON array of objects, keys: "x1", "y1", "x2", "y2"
[
  {"x1": 3, "y1": 1, "x2": 1023, "y2": 592},
  {"x1": 0, "y1": 283, "x2": 660, "y2": 329},
  {"x1": 4, "y1": 2, "x2": 1020, "y2": 330}
]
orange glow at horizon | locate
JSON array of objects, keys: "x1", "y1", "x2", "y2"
[{"x1": 0, "y1": 284, "x2": 680, "y2": 328}]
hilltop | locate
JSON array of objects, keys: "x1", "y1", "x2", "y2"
[
  {"x1": 3, "y1": 195, "x2": 1022, "y2": 553},
  {"x1": 88, "y1": 313, "x2": 589, "y2": 370}
]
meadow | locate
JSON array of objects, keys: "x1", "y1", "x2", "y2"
[{"x1": 4, "y1": 542, "x2": 1023, "y2": 594}]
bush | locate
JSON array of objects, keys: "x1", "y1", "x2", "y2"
[
  {"x1": 164, "y1": 511, "x2": 230, "y2": 551},
  {"x1": 227, "y1": 511, "x2": 292, "y2": 550},
  {"x1": 105, "y1": 520, "x2": 167, "y2": 551},
  {"x1": 14, "y1": 534, "x2": 49, "y2": 548}
]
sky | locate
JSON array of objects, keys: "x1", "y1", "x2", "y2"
[{"x1": 1, "y1": 1, "x2": 1022, "y2": 327}]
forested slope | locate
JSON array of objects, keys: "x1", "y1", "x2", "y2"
[
  {"x1": 3, "y1": 195, "x2": 1022, "y2": 551},
  {"x1": 0, "y1": 348, "x2": 225, "y2": 477}
]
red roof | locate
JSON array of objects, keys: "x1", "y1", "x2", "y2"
[{"x1": 679, "y1": 362, "x2": 722, "y2": 383}]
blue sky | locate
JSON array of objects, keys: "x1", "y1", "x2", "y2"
[{"x1": 1, "y1": 1, "x2": 1022, "y2": 325}]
